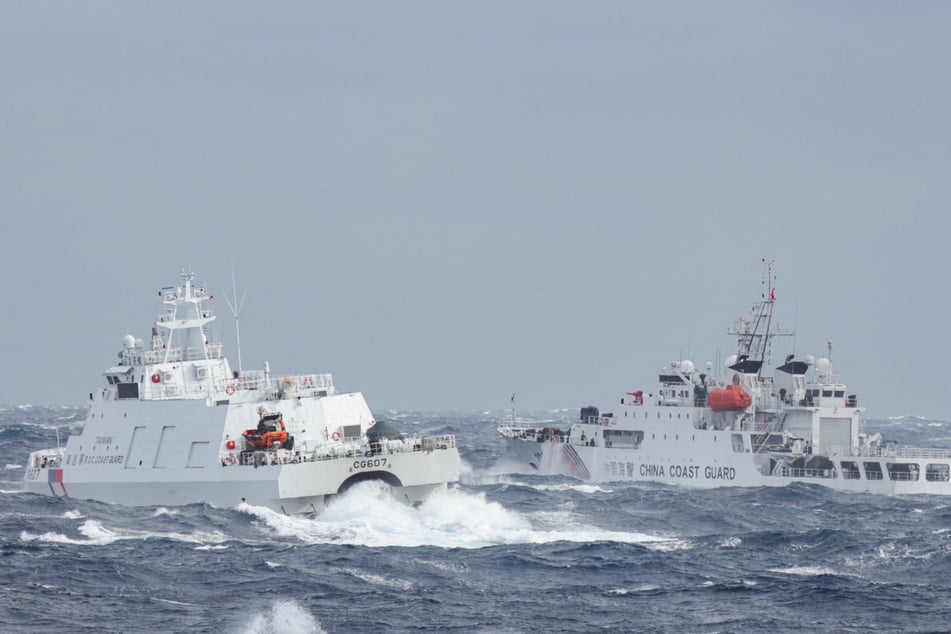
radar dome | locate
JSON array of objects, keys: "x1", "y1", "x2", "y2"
[
  {"x1": 725, "y1": 355, "x2": 738, "y2": 367},
  {"x1": 123, "y1": 335, "x2": 135, "y2": 349},
  {"x1": 680, "y1": 360, "x2": 695, "y2": 374},
  {"x1": 804, "y1": 354, "x2": 816, "y2": 366},
  {"x1": 815, "y1": 358, "x2": 832, "y2": 374}
]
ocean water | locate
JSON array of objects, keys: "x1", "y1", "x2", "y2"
[{"x1": 3, "y1": 406, "x2": 951, "y2": 633}]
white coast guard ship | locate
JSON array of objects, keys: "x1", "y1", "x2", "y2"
[
  {"x1": 500, "y1": 261, "x2": 951, "y2": 494},
  {"x1": 24, "y1": 271, "x2": 461, "y2": 514}
]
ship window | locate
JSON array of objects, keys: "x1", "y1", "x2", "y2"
[
  {"x1": 834, "y1": 390, "x2": 844, "y2": 397},
  {"x1": 863, "y1": 462, "x2": 884, "y2": 480},
  {"x1": 822, "y1": 390, "x2": 833, "y2": 397},
  {"x1": 841, "y1": 461, "x2": 861, "y2": 479},
  {"x1": 926, "y1": 464, "x2": 950, "y2": 482},
  {"x1": 117, "y1": 383, "x2": 139, "y2": 399},
  {"x1": 106, "y1": 376, "x2": 115, "y2": 385},
  {"x1": 886, "y1": 463, "x2": 920, "y2": 482}
]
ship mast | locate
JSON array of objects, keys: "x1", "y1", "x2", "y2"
[{"x1": 728, "y1": 258, "x2": 790, "y2": 376}]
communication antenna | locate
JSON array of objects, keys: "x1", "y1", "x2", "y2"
[
  {"x1": 510, "y1": 393, "x2": 516, "y2": 427},
  {"x1": 223, "y1": 260, "x2": 247, "y2": 373}
]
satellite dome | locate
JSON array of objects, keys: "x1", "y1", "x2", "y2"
[
  {"x1": 815, "y1": 358, "x2": 832, "y2": 375},
  {"x1": 680, "y1": 360, "x2": 695, "y2": 374},
  {"x1": 123, "y1": 334, "x2": 136, "y2": 349},
  {"x1": 804, "y1": 354, "x2": 816, "y2": 366}
]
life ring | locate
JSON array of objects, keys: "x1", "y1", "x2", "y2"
[
  {"x1": 332, "y1": 431, "x2": 341, "y2": 441},
  {"x1": 225, "y1": 385, "x2": 235, "y2": 396},
  {"x1": 151, "y1": 373, "x2": 161, "y2": 383},
  {"x1": 303, "y1": 376, "x2": 315, "y2": 388}
]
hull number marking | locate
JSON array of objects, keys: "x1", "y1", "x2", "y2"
[{"x1": 353, "y1": 458, "x2": 388, "y2": 470}]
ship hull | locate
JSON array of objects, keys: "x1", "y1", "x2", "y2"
[
  {"x1": 501, "y1": 424, "x2": 951, "y2": 496},
  {"x1": 24, "y1": 394, "x2": 461, "y2": 514},
  {"x1": 24, "y1": 449, "x2": 460, "y2": 514}
]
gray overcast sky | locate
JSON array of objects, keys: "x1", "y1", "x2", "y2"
[{"x1": 2, "y1": 3, "x2": 949, "y2": 418}]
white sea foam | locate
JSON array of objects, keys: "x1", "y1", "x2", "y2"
[
  {"x1": 475, "y1": 472, "x2": 613, "y2": 495},
  {"x1": 5, "y1": 464, "x2": 22, "y2": 470},
  {"x1": 151, "y1": 597, "x2": 193, "y2": 607},
  {"x1": 238, "y1": 482, "x2": 672, "y2": 549},
  {"x1": 19, "y1": 519, "x2": 231, "y2": 547},
  {"x1": 332, "y1": 567, "x2": 413, "y2": 590},
  {"x1": 767, "y1": 565, "x2": 840, "y2": 577},
  {"x1": 62, "y1": 510, "x2": 83, "y2": 520},
  {"x1": 720, "y1": 536, "x2": 742, "y2": 548},
  {"x1": 525, "y1": 482, "x2": 613, "y2": 495},
  {"x1": 608, "y1": 584, "x2": 660, "y2": 595},
  {"x1": 238, "y1": 599, "x2": 325, "y2": 634}
]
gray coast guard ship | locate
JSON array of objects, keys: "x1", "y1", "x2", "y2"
[
  {"x1": 24, "y1": 271, "x2": 461, "y2": 514},
  {"x1": 500, "y1": 261, "x2": 951, "y2": 494}
]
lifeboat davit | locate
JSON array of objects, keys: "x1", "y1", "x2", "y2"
[{"x1": 708, "y1": 385, "x2": 752, "y2": 411}]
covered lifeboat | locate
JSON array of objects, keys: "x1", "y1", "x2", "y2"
[{"x1": 708, "y1": 384, "x2": 752, "y2": 411}]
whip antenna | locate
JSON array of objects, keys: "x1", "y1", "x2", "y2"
[{"x1": 223, "y1": 260, "x2": 247, "y2": 373}]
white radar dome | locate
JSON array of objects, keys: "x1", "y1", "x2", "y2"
[
  {"x1": 804, "y1": 354, "x2": 816, "y2": 366},
  {"x1": 123, "y1": 334, "x2": 135, "y2": 349},
  {"x1": 815, "y1": 358, "x2": 832, "y2": 375},
  {"x1": 680, "y1": 360, "x2": 695, "y2": 374}
]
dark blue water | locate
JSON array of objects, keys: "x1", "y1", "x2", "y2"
[{"x1": 3, "y1": 406, "x2": 951, "y2": 633}]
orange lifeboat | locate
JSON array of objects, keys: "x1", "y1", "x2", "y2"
[
  {"x1": 708, "y1": 385, "x2": 752, "y2": 411},
  {"x1": 243, "y1": 412, "x2": 293, "y2": 450}
]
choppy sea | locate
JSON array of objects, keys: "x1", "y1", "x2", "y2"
[{"x1": 3, "y1": 405, "x2": 951, "y2": 633}]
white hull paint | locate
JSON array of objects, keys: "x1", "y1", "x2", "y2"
[
  {"x1": 500, "y1": 261, "x2": 951, "y2": 496},
  {"x1": 24, "y1": 271, "x2": 461, "y2": 514},
  {"x1": 501, "y1": 421, "x2": 951, "y2": 495}
]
